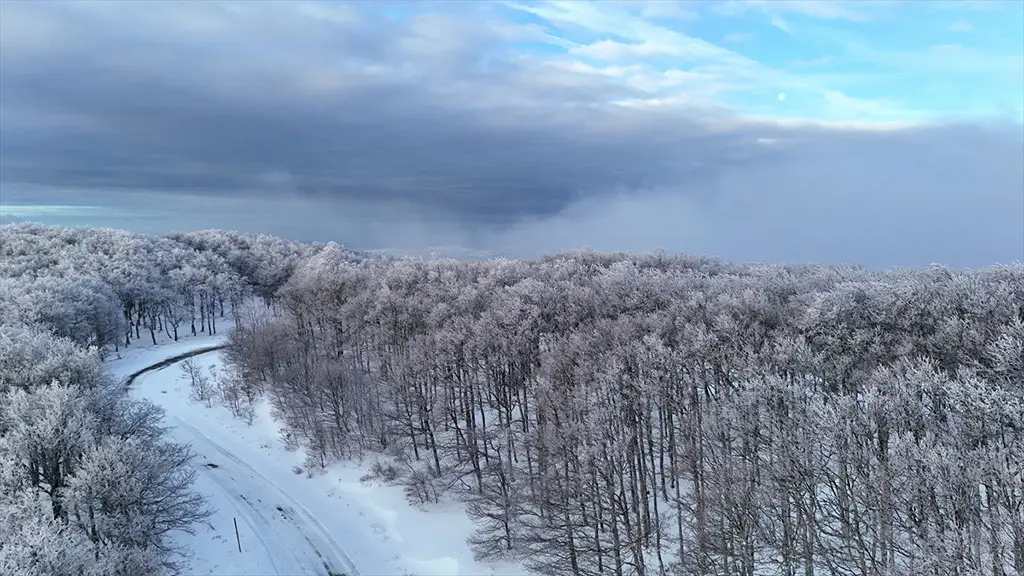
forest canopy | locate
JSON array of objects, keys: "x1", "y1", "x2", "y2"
[{"x1": 1, "y1": 222, "x2": 1022, "y2": 576}]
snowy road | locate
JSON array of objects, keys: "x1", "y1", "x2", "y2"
[
  {"x1": 128, "y1": 357, "x2": 407, "y2": 576},
  {"x1": 168, "y1": 415, "x2": 358, "y2": 576},
  {"x1": 110, "y1": 334, "x2": 523, "y2": 576}
]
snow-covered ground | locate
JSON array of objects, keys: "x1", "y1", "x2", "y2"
[
  {"x1": 107, "y1": 322, "x2": 233, "y2": 378},
  {"x1": 108, "y1": 332, "x2": 524, "y2": 576}
]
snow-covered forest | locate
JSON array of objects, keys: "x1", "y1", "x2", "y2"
[
  {"x1": 1, "y1": 222, "x2": 1022, "y2": 576},
  {"x1": 0, "y1": 223, "x2": 304, "y2": 574}
]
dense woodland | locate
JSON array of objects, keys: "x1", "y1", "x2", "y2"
[
  {"x1": 0, "y1": 223, "x2": 305, "y2": 575},
  {"x1": 1, "y1": 222, "x2": 1022, "y2": 576},
  {"x1": 227, "y1": 244, "x2": 1024, "y2": 576}
]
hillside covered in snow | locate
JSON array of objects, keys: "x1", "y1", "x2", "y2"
[{"x1": 1, "y1": 222, "x2": 1022, "y2": 576}]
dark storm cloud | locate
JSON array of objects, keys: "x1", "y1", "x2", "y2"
[
  {"x1": 1, "y1": 1, "x2": 1021, "y2": 268},
  {"x1": 0, "y1": 0, "x2": 747, "y2": 223}
]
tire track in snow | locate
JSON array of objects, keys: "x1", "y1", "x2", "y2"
[
  {"x1": 171, "y1": 414, "x2": 362, "y2": 576},
  {"x1": 193, "y1": 463, "x2": 286, "y2": 575},
  {"x1": 188, "y1": 448, "x2": 322, "y2": 575}
]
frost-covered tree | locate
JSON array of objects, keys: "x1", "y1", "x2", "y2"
[
  {"x1": 220, "y1": 242, "x2": 1023, "y2": 576},
  {"x1": 0, "y1": 322, "x2": 208, "y2": 575},
  {"x1": 65, "y1": 436, "x2": 208, "y2": 554},
  {"x1": 13, "y1": 222, "x2": 1020, "y2": 576}
]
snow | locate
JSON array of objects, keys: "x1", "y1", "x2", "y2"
[
  {"x1": 107, "y1": 324, "x2": 232, "y2": 379},
  {"x1": 108, "y1": 332, "x2": 525, "y2": 576}
]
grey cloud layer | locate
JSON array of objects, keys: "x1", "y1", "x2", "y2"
[
  {"x1": 1, "y1": 1, "x2": 1021, "y2": 268},
  {"x1": 2, "y1": 1, "x2": 676, "y2": 221},
  {"x1": 497, "y1": 125, "x2": 1024, "y2": 268}
]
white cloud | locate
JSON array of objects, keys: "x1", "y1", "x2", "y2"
[
  {"x1": 716, "y1": 0, "x2": 878, "y2": 22},
  {"x1": 947, "y1": 20, "x2": 974, "y2": 32},
  {"x1": 819, "y1": 89, "x2": 911, "y2": 121},
  {"x1": 770, "y1": 14, "x2": 793, "y2": 35},
  {"x1": 724, "y1": 32, "x2": 753, "y2": 43},
  {"x1": 929, "y1": 0, "x2": 1010, "y2": 11},
  {"x1": 569, "y1": 39, "x2": 683, "y2": 60},
  {"x1": 506, "y1": 1, "x2": 757, "y2": 66},
  {"x1": 504, "y1": 1, "x2": 910, "y2": 122},
  {"x1": 790, "y1": 55, "x2": 835, "y2": 67},
  {"x1": 629, "y1": 1, "x2": 699, "y2": 20}
]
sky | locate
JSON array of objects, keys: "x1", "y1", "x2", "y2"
[{"x1": 1, "y1": 0, "x2": 1022, "y2": 268}]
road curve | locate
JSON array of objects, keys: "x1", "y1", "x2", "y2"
[{"x1": 131, "y1": 352, "x2": 361, "y2": 576}]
